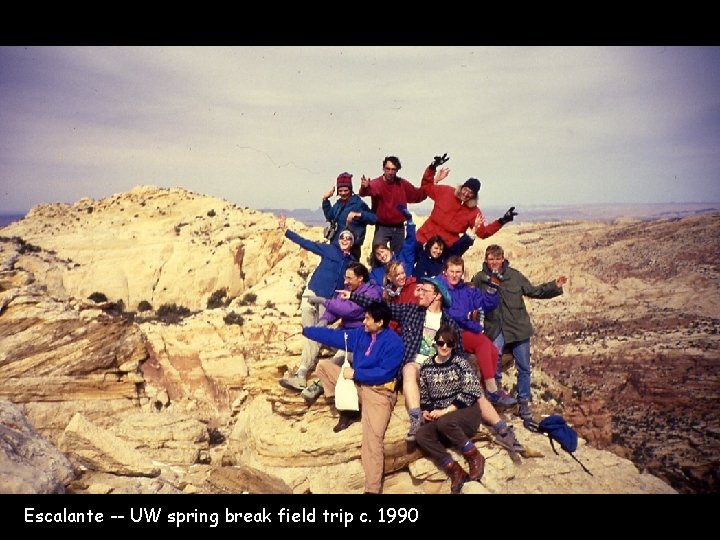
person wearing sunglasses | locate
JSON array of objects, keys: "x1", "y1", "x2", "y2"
[
  {"x1": 415, "y1": 325, "x2": 485, "y2": 493},
  {"x1": 416, "y1": 325, "x2": 524, "y2": 493},
  {"x1": 359, "y1": 156, "x2": 427, "y2": 258}
]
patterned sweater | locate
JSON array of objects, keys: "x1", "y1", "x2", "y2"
[{"x1": 419, "y1": 353, "x2": 482, "y2": 411}]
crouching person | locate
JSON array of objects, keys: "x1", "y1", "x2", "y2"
[
  {"x1": 302, "y1": 302, "x2": 404, "y2": 494},
  {"x1": 416, "y1": 324, "x2": 485, "y2": 494}
]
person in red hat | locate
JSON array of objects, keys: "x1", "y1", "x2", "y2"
[
  {"x1": 416, "y1": 153, "x2": 518, "y2": 252},
  {"x1": 322, "y1": 172, "x2": 377, "y2": 260}
]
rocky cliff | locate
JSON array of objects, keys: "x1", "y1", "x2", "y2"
[{"x1": 3, "y1": 185, "x2": 713, "y2": 494}]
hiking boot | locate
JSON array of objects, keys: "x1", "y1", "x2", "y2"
[
  {"x1": 301, "y1": 380, "x2": 324, "y2": 404},
  {"x1": 494, "y1": 425, "x2": 525, "y2": 454},
  {"x1": 333, "y1": 411, "x2": 360, "y2": 433},
  {"x1": 516, "y1": 400, "x2": 532, "y2": 421},
  {"x1": 279, "y1": 374, "x2": 307, "y2": 392},
  {"x1": 405, "y1": 415, "x2": 423, "y2": 443},
  {"x1": 443, "y1": 460, "x2": 469, "y2": 494},
  {"x1": 462, "y1": 445, "x2": 485, "y2": 481},
  {"x1": 486, "y1": 390, "x2": 517, "y2": 409}
]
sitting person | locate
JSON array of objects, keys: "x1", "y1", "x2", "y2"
[
  {"x1": 280, "y1": 261, "x2": 380, "y2": 396},
  {"x1": 416, "y1": 324, "x2": 486, "y2": 493},
  {"x1": 416, "y1": 325, "x2": 524, "y2": 494},
  {"x1": 303, "y1": 301, "x2": 404, "y2": 494},
  {"x1": 413, "y1": 233, "x2": 475, "y2": 280},
  {"x1": 439, "y1": 256, "x2": 517, "y2": 408},
  {"x1": 277, "y1": 217, "x2": 355, "y2": 390},
  {"x1": 369, "y1": 205, "x2": 416, "y2": 285}
]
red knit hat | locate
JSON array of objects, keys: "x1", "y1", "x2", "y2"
[{"x1": 336, "y1": 172, "x2": 353, "y2": 190}]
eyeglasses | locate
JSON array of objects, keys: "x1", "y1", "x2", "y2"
[
  {"x1": 339, "y1": 235, "x2": 353, "y2": 241},
  {"x1": 434, "y1": 340, "x2": 454, "y2": 348}
]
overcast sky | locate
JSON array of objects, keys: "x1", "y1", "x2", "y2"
[{"x1": 1, "y1": 46, "x2": 719, "y2": 214}]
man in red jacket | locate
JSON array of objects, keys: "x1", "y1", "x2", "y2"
[{"x1": 359, "y1": 156, "x2": 426, "y2": 257}]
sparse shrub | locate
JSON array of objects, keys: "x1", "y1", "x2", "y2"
[
  {"x1": 223, "y1": 311, "x2": 244, "y2": 326},
  {"x1": 240, "y1": 293, "x2": 257, "y2": 305},
  {"x1": 156, "y1": 303, "x2": 192, "y2": 324},
  {"x1": 207, "y1": 209, "x2": 216, "y2": 217},
  {"x1": 88, "y1": 292, "x2": 108, "y2": 303},
  {"x1": 207, "y1": 289, "x2": 229, "y2": 309},
  {"x1": 540, "y1": 389, "x2": 554, "y2": 402},
  {"x1": 297, "y1": 268, "x2": 310, "y2": 280},
  {"x1": 137, "y1": 300, "x2": 153, "y2": 312},
  {"x1": 265, "y1": 300, "x2": 276, "y2": 310}
]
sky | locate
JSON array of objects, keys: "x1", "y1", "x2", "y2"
[{"x1": 1, "y1": 46, "x2": 719, "y2": 214}]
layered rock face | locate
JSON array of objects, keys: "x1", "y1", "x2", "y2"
[{"x1": 2, "y1": 186, "x2": 710, "y2": 494}]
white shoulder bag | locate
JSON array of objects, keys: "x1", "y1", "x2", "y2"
[{"x1": 334, "y1": 331, "x2": 359, "y2": 412}]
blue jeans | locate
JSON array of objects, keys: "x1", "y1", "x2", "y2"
[{"x1": 492, "y1": 332, "x2": 531, "y2": 402}]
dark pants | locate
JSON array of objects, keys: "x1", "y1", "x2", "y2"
[
  {"x1": 415, "y1": 404, "x2": 482, "y2": 465},
  {"x1": 372, "y1": 224, "x2": 406, "y2": 258}
]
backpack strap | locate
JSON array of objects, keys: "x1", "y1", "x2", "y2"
[
  {"x1": 548, "y1": 432, "x2": 594, "y2": 476},
  {"x1": 568, "y1": 451, "x2": 594, "y2": 477}
]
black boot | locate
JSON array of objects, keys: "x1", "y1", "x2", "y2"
[{"x1": 333, "y1": 410, "x2": 360, "y2": 433}]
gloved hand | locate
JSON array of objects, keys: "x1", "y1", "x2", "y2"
[
  {"x1": 306, "y1": 295, "x2": 326, "y2": 306},
  {"x1": 498, "y1": 206, "x2": 518, "y2": 225},
  {"x1": 396, "y1": 204, "x2": 413, "y2": 221},
  {"x1": 431, "y1": 153, "x2": 450, "y2": 168},
  {"x1": 467, "y1": 309, "x2": 482, "y2": 322}
]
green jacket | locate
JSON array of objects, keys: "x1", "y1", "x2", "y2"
[{"x1": 471, "y1": 261, "x2": 562, "y2": 343}]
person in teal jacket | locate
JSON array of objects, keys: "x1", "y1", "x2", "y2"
[
  {"x1": 303, "y1": 301, "x2": 404, "y2": 494},
  {"x1": 322, "y1": 172, "x2": 377, "y2": 260}
]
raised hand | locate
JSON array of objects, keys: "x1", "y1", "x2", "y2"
[
  {"x1": 431, "y1": 153, "x2": 450, "y2": 168},
  {"x1": 498, "y1": 206, "x2": 518, "y2": 225},
  {"x1": 323, "y1": 186, "x2": 335, "y2": 200},
  {"x1": 434, "y1": 167, "x2": 450, "y2": 184}
]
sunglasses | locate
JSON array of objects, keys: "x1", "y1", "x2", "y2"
[
  {"x1": 434, "y1": 340, "x2": 455, "y2": 348},
  {"x1": 339, "y1": 235, "x2": 353, "y2": 241}
]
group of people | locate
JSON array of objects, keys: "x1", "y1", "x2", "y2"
[{"x1": 276, "y1": 153, "x2": 566, "y2": 494}]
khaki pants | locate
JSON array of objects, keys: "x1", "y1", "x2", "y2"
[{"x1": 316, "y1": 360, "x2": 397, "y2": 493}]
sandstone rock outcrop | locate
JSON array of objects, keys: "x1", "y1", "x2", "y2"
[{"x1": 3, "y1": 186, "x2": 713, "y2": 494}]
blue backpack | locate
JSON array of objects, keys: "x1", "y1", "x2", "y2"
[{"x1": 528, "y1": 415, "x2": 593, "y2": 476}]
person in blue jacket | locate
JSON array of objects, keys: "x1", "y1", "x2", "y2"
[
  {"x1": 277, "y1": 215, "x2": 356, "y2": 390},
  {"x1": 304, "y1": 301, "x2": 404, "y2": 494},
  {"x1": 322, "y1": 172, "x2": 377, "y2": 260}
]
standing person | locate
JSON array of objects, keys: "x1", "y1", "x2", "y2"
[
  {"x1": 416, "y1": 152, "x2": 518, "y2": 251},
  {"x1": 322, "y1": 172, "x2": 377, "y2": 260},
  {"x1": 471, "y1": 244, "x2": 567, "y2": 424},
  {"x1": 416, "y1": 325, "x2": 486, "y2": 494},
  {"x1": 359, "y1": 156, "x2": 426, "y2": 257},
  {"x1": 439, "y1": 256, "x2": 517, "y2": 408},
  {"x1": 277, "y1": 216, "x2": 356, "y2": 391},
  {"x1": 303, "y1": 302, "x2": 404, "y2": 494}
]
